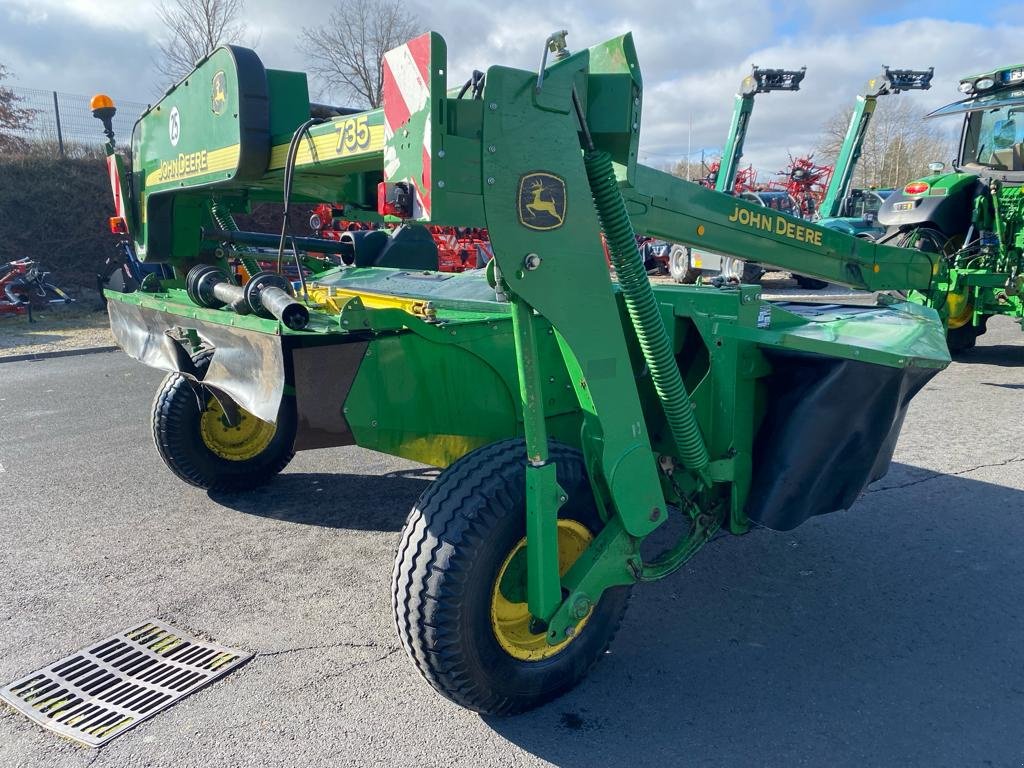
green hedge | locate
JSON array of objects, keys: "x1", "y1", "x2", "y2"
[
  {"x1": 0, "y1": 155, "x2": 118, "y2": 291},
  {"x1": 0, "y1": 153, "x2": 315, "y2": 292}
]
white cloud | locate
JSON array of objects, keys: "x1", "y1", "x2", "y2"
[{"x1": 0, "y1": 0, "x2": 1018, "y2": 179}]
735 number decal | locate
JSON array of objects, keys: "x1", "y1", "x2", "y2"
[{"x1": 336, "y1": 115, "x2": 371, "y2": 154}]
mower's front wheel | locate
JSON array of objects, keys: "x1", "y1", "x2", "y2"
[
  {"x1": 152, "y1": 349, "x2": 296, "y2": 491},
  {"x1": 392, "y1": 438, "x2": 630, "y2": 715}
]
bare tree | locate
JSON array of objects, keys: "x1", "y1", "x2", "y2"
[
  {"x1": 669, "y1": 154, "x2": 721, "y2": 185},
  {"x1": 300, "y1": 0, "x2": 420, "y2": 109},
  {"x1": 155, "y1": 0, "x2": 254, "y2": 86},
  {"x1": 817, "y1": 99, "x2": 953, "y2": 190},
  {"x1": 0, "y1": 65, "x2": 37, "y2": 153}
]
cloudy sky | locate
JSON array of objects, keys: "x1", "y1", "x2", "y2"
[{"x1": 1, "y1": 0, "x2": 1021, "y2": 173}]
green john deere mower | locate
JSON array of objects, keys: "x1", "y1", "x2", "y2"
[{"x1": 94, "y1": 31, "x2": 950, "y2": 714}]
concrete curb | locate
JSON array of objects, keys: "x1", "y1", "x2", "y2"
[{"x1": 0, "y1": 346, "x2": 120, "y2": 365}]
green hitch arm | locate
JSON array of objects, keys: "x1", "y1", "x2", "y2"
[
  {"x1": 584, "y1": 149, "x2": 712, "y2": 488},
  {"x1": 510, "y1": 296, "x2": 565, "y2": 622},
  {"x1": 624, "y1": 163, "x2": 938, "y2": 292}
]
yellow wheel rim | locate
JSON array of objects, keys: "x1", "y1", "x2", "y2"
[
  {"x1": 199, "y1": 397, "x2": 277, "y2": 461},
  {"x1": 946, "y1": 289, "x2": 973, "y2": 330},
  {"x1": 490, "y1": 520, "x2": 593, "y2": 662}
]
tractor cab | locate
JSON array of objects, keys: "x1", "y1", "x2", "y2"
[
  {"x1": 927, "y1": 72, "x2": 1024, "y2": 181},
  {"x1": 840, "y1": 188, "x2": 892, "y2": 219}
]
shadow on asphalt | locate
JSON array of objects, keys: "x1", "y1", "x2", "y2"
[
  {"x1": 209, "y1": 469, "x2": 436, "y2": 531},
  {"x1": 953, "y1": 344, "x2": 1024, "y2": 367},
  {"x1": 483, "y1": 465, "x2": 1024, "y2": 766}
]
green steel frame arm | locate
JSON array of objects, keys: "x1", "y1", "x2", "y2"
[
  {"x1": 625, "y1": 163, "x2": 937, "y2": 291},
  {"x1": 820, "y1": 66, "x2": 933, "y2": 218},
  {"x1": 715, "y1": 93, "x2": 753, "y2": 193},
  {"x1": 715, "y1": 65, "x2": 806, "y2": 193}
]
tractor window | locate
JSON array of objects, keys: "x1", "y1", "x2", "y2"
[{"x1": 963, "y1": 103, "x2": 1024, "y2": 170}]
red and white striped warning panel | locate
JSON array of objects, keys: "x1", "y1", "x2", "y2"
[{"x1": 382, "y1": 33, "x2": 435, "y2": 220}]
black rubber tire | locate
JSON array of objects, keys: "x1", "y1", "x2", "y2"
[
  {"x1": 946, "y1": 314, "x2": 990, "y2": 354},
  {"x1": 947, "y1": 322, "x2": 980, "y2": 353},
  {"x1": 151, "y1": 349, "x2": 296, "y2": 491},
  {"x1": 392, "y1": 438, "x2": 630, "y2": 715},
  {"x1": 668, "y1": 244, "x2": 698, "y2": 284},
  {"x1": 794, "y1": 274, "x2": 828, "y2": 290}
]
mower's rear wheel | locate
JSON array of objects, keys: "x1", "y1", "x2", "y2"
[
  {"x1": 152, "y1": 349, "x2": 296, "y2": 491},
  {"x1": 391, "y1": 438, "x2": 630, "y2": 715}
]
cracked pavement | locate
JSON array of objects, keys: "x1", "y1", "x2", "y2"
[{"x1": 0, "y1": 314, "x2": 1022, "y2": 767}]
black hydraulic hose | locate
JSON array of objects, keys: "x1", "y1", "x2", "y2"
[
  {"x1": 584, "y1": 149, "x2": 712, "y2": 488},
  {"x1": 277, "y1": 118, "x2": 325, "y2": 275}
]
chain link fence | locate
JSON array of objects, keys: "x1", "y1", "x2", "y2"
[{"x1": 6, "y1": 87, "x2": 148, "y2": 155}]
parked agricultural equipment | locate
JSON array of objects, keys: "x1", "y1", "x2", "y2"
[
  {"x1": 0, "y1": 259, "x2": 74, "y2": 321},
  {"x1": 817, "y1": 66, "x2": 933, "y2": 238},
  {"x1": 95, "y1": 32, "x2": 951, "y2": 716},
  {"x1": 870, "y1": 63, "x2": 1024, "y2": 350},
  {"x1": 700, "y1": 159, "x2": 759, "y2": 194},
  {"x1": 673, "y1": 65, "x2": 817, "y2": 285},
  {"x1": 775, "y1": 154, "x2": 833, "y2": 218},
  {"x1": 715, "y1": 65, "x2": 806, "y2": 194}
]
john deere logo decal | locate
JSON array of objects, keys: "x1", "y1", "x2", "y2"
[
  {"x1": 518, "y1": 172, "x2": 566, "y2": 231},
  {"x1": 211, "y1": 71, "x2": 227, "y2": 115}
]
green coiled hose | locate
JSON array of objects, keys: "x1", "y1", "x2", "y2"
[{"x1": 584, "y1": 149, "x2": 712, "y2": 487}]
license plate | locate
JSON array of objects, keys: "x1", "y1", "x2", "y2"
[{"x1": 893, "y1": 201, "x2": 916, "y2": 211}]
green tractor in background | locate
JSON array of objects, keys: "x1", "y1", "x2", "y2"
[{"x1": 877, "y1": 65, "x2": 1024, "y2": 350}]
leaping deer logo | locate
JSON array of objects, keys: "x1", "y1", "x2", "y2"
[
  {"x1": 211, "y1": 71, "x2": 227, "y2": 115},
  {"x1": 518, "y1": 173, "x2": 566, "y2": 230}
]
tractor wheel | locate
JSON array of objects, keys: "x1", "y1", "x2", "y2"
[
  {"x1": 668, "y1": 244, "x2": 698, "y2": 284},
  {"x1": 392, "y1": 438, "x2": 630, "y2": 715},
  {"x1": 946, "y1": 322, "x2": 980, "y2": 353},
  {"x1": 722, "y1": 257, "x2": 765, "y2": 284},
  {"x1": 151, "y1": 348, "x2": 296, "y2": 491},
  {"x1": 946, "y1": 316, "x2": 989, "y2": 354}
]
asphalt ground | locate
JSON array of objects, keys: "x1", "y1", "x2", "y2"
[{"x1": 1, "y1": 309, "x2": 1023, "y2": 767}]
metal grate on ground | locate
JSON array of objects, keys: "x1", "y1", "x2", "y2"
[{"x1": 0, "y1": 619, "x2": 251, "y2": 747}]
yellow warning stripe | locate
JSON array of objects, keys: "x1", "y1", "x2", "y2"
[
  {"x1": 145, "y1": 144, "x2": 241, "y2": 186},
  {"x1": 268, "y1": 124, "x2": 385, "y2": 170}
]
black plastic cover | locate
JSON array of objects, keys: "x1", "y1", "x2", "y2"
[{"x1": 746, "y1": 351, "x2": 938, "y2": 531}]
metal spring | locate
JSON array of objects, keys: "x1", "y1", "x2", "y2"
[{"x1": 584, "y1": 148, "x2": 712, "y2": 486}]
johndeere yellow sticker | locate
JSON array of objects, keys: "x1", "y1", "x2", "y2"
[
  {"x1": 518, "y1": 172, "x2": 566, "y2": 231},
  {"x1": 728, "y1": 203, "x2": 823, "y2": 246}
]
